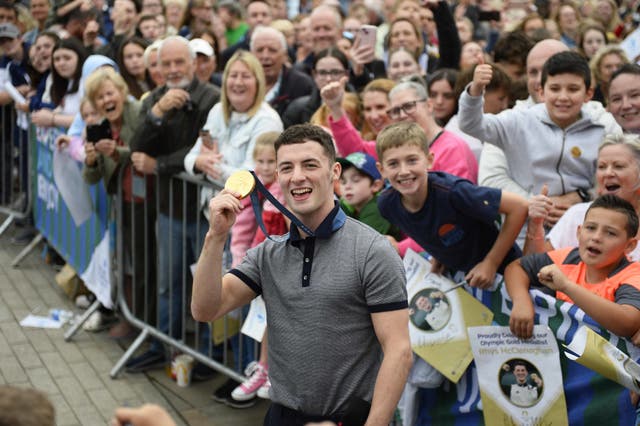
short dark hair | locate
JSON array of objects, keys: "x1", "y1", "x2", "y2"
[
  {"x1": 493, "y1": 31, "x2": 533, "y2": 70},
  {"x1": 138, "y1": 13, "x2": 158, "y2": 25},
  {"x1": 610, "y1": 63, "x2": 640, "y2": 85},
  {"x1": 0, "y1": 0, "x2": 16, "y2": 13},
  {"x1": 541, "y1": 51, "x2": 591, "y2": 89},
  {"x1": 513, "y1": 361, "x2": 528, "y2": 370},
  {"x1": 275, "y1": 124, "x2": 336, "y2": 163},
  {"x1": 586, "y1": 194, "x2": 639, "y2": 237},
  {"x1": 313, "y1": 47, "x2": 349, "y2": 71},
  {"x1": 218, "y1": 0, "x2": 244, "y2": 18}
]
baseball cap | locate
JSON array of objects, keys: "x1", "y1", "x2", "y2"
[
  {"x1": 189, "y1": 38, "x2": 214, "y2": 57},
  {"x1": 338, "y1": 152, "x2": 381, "y2": 180},
  {"x1": 0, "y1": 23, "x2": 19, "y2": 40}
]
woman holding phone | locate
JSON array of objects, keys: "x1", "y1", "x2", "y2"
[{"x1": 82, "y1": 67, "x2": 154, "y2": 338}]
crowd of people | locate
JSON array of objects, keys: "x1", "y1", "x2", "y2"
[{"x1": 3, "y1": 0, "x2": 640, "y2": 422}]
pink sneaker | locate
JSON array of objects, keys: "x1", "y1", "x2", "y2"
[
  {"x1": 257, "y1": 377, "x2": 271, "y2": 399},
  {"x1": 231, "y1": 362, "x2": 268, "y2": 401}
]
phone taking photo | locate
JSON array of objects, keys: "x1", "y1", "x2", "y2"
[
  {"x1": 355, "y1": 25, "x2": 377, "y2": 49},
  {"x1": 86, "y1": 118, "x2": 112, "y2": 143}
]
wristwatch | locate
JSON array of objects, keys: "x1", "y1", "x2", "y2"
[{"x1": 576, "y1": 188, "x2": 591, "y2": 202}]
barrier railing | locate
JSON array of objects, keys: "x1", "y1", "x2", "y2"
[
  {"x1": 0, "y1": 110, "x2": 259, "y2": 385},
  {"x1": 0, "y1": 104, "x2": 39, "y2": 264},
  {"x1": 102, "y1": 163, "x2": 256, "y2": 382}
]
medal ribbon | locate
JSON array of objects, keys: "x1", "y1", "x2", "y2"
[{"x1": 249, "y1": 171, "x2": 315, "y2": 239}]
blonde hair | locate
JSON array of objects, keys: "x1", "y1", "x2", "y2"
[
  {"x1": 79, "y1": 96, "x2": 95, "y2": 115},
  {"x1": 84, "y1": 67, "x2": 129, "y2": 109},
  {"x1": 589, "y1": 44, "x2": 629, "y2": 83},
  {"x1": 599, "y1": 133, "x2": 640, "y2": 168},
  {"x1": 271, "y1": 19, "x2": 294, "y2": 37},
  {"x1": 221, "y1": 50, "x2": 266, "y2": 124},
  {"x1": 376, "y1": 121, "x2": 429, "y2": 160},
  {"x1": 253, "y1": 131, "x2": 280, "y2": 159},
  {"x1": 361, "y1": 78, "x2": 395, "y2": 140}
]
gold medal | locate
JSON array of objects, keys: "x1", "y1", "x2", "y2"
[{"x1": 224, "y1": 170, "x2": 255, "y2": 199}]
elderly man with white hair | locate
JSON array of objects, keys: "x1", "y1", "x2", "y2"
[
  {"x1": 126, "y1": 36, "x2": 221, "y2": 376},
  {"x1": 250, "y1": 25, "x2": 314, "y2": 116}
]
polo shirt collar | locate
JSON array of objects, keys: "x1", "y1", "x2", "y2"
[{"x1": 289, "y1": 203, "x2": 346, "y2": 244}]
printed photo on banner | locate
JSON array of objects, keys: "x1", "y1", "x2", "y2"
[
  {"x1": 468, "y1": 325, "x2": 567, "y2": 426},
  {"x1": 499, "y1": 358, "x2": 544, "y2": 408},
  {"x1": 409, "y1": 288, "x2": 451, "y2": 332},
  {"x1": 565, "y1": 325, "x2": 640, "y2": 393},
  {"x1": 403, "y1": 249, "x2": 493, "y2": 383}
]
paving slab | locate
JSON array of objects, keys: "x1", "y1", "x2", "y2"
[{"x1": 0, "y1": 216, "x2": 269, "y2": 425}]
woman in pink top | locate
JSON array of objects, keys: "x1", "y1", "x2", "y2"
[{"x1": 323, "y1": 76, "x2": 478, "y2": 184}]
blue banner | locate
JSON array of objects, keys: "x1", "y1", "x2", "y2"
[{"x1": 32, "y1": 125, "x2": 109, "y2": 274}]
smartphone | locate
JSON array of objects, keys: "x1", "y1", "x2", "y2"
[
  {"x1": 355, "y1": 25, "x2": 377, "y2": 49},
  {"x1": 200, "y1": 128, "x2": 219, "y2": 153},
  {"x1": 478, "y1": 10, "x2": 501, "y2": 21},
  {"x1": 86, "y1": 119, "x2": 112, "y2": 143}
]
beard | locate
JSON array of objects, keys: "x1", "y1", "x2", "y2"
[{"x1": 166, "y1": 76, "x2": 191, "y2": 89}]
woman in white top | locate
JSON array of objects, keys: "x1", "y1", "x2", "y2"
[
  {"x1": 525, "y1": 133, "x2": 640, "y2": 261},
  {"x1": 184, "y1": 50, "x2": 283, "y2": 183}
]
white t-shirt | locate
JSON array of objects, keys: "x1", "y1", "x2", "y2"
[
  {"x1": 426, "y1": 300, "x2": 450, "y2": 331},
  {"x1": 510, "y1": 383, "x2": 538, "y2": 406},
  {"x1": 548, "y1": 202, "x2": 640, "y2": 261}
]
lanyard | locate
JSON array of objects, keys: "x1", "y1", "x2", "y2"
[{"x1": 249, "y1": 171, "x2": 315, "y2": 240}]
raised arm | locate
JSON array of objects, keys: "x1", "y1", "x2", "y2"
[
  {"x1": 429, "y1": 0, "x2": 461, "y2": 70},
  {"x1": 322, "y1": 77, "x2": 378, "y2": 158},
  {"x1": 191, "y1": 190, "x2": 257, "y2": 321},
  {"x1": 457, "y1": 63, "x2": 514, "y2": 147}
]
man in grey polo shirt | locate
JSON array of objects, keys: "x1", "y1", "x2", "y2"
[{"x1": 192, "y1": 124, "x2": 412, "y2": 425}]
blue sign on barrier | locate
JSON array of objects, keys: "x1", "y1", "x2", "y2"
[{"x1": 32, "y1": 125, "x2": 110, "y2": 275}]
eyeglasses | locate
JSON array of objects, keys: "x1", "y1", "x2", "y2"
[
  {"x1": 315, "y1": 69, "x2": 346, "y2": 78},
  {"x1": 386, "y1": 99, "x2": 426, "y2": 119}
]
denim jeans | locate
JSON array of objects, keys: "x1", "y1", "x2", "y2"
[
  {"x1": 153, "y1": 213, "x2": 255, "y2": 370},
  {"x1": 153, "y1": 213, "x2": 212, "y2": 354}
]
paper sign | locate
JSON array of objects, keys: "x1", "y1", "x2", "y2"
[
  {"x1": 621, "y1": 27, "x2": 640, "y2": 63},
  {"x1": 53, "y1": 148, "x2": 93, "y2": 226},
  {"x1": 240, "y1": 296, "x2": 266, "y2": 342},
  {"x1": 565, "y1": 325, "x2": 640, "y2": 393},
  {"x1": 469, "y1": 325, "x2": 568, "y2": 426},
  {"x1": 80, "y1": 232, "x2": 113, "y2": 309},
  {"x1": 404, "y1": 249, "x2": 493, "y2": 383}
]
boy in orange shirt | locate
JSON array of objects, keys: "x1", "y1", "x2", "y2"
[{"x1": 506, "y1": 194, "x2": 640, "y2": 339}]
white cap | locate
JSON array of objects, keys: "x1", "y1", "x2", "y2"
[{"x1": 189, "y1": 38, "x2": 214, "y2": 57}]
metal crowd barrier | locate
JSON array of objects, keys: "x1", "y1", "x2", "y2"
[
  {"x1": 0, "y1": 104, "x2": 256, "y2": 383},
  {"x1": 0, "y1": 104, "x2": 44, "y2": 266},
  {"x1": 101, "y1": 164, "x2": 255, "y2": 382}
]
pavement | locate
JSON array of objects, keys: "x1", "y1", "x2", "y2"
[{"x1": 0, "y1": 215, "x2": 269, "y2": 425}]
